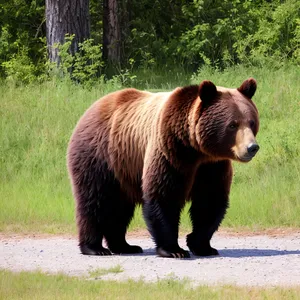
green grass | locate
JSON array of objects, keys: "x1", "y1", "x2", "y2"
[
  {"x1": 88, "y1": 265, "x2": 123, "y2": 278},
  {"x1": 0, "y1": 65, "x2": 300, "y2": 234},
  {"x1": 1, "y1": 270, "x2": 299, "y2": 300}
]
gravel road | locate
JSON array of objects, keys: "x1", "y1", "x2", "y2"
[{"x1": 1, "y1": 232, "x2": 299, "y2": 287}]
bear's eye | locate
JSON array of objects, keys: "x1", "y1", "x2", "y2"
[
  {"x1": 249, "y1": 120, "x2": 255, "y2": 128},
  {"x1": 228, "y1": 122, "x2": 238, "y2": 130}
]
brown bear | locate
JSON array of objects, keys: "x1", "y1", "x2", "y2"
[{"x1": 67, "y1": 78, "x2": 260, "y2": 258}]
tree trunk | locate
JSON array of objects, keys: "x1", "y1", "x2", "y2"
[
  {"x1": 103, "y1": 0, "x2": 121, "y2": 65},
  {"x1": 120, "y1": 0, "x2": 130, "y2": 63},
  {"x1": 46, "y1": 0, "x2": 90, "y2": 64}
]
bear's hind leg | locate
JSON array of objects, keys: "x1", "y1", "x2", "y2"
[
  {"x1": 103, "y1": 197, "x2": 143, "y2": 254},
  {"x1": 69, "y1": 152, "x2": 115, "y2": 256},
  {"x1": 76, "y1": 200, "x2": 112, "y2": 255}
]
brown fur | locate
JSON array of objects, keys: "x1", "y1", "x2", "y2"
[{"x1": 67, "y1": 78, "x2": 260, "y2": 258}]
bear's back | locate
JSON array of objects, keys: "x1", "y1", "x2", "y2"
[
  {"x1": 106, "y1": 89, "x2": 170, "y2": 182},
  {"x1": 69, "y1": 88, "x2": 172, "y2": 194}
]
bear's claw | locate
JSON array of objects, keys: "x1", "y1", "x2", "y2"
[
  {"x1": 80, "y1": 244, "x2": 112, "y2": 256},
  {"x1": 156, "y1": 247, "x2": 190, "y2": 258}
]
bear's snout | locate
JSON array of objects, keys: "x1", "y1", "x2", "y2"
[{"x1": 247, "y1": 143, "x2": 260, "y2": 157}]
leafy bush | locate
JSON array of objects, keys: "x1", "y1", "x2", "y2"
[
  {"x1": 2, "y1": 48, "x2": 37, "y2": 84},
  {"x1": 238, "y1": 0, "x2": 300, "y2": 65},
  {"x1": 54, "y1": 34, "x2": 104, "y2": 84},
  {"x1": 0, "y1": 0, "x2": 45, "y2": 78},
  {"x1": 179, "y1": 0, "x2": 300, "y2": 68}
]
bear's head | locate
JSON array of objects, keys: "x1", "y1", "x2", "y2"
[{"x1": 196, "y1": 78, "x2": 259, "y2": 162}]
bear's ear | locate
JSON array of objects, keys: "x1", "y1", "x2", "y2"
[
  {"x1": 199, "y1": 80, "x2": 217, "y2": 103},
  {"x1": 238, "y1": 78, "x2": 257, "y2": 99}
]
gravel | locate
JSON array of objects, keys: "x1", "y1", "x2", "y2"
[{"x1": 1, "y1": 233, "x2": 299, "y2": 287}]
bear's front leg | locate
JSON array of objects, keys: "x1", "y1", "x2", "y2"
[
  {"x1": 142, "y1": 152, "x2": 190, "y2": 258},
  {"x1": 143, "y1": 199, "x2": 190, "y2": 258},
  {"x1": 187, "y1": 160, "x2": 232, "y2": 256}
]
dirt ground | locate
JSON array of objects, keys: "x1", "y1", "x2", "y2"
[{"x1": 1, "y1": 231, "x2": 299, "y2": 287}]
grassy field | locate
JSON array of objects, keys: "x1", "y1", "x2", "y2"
[
  {"x1": 1, "y1": 270, "x2": 299, "y2": 300},
  {"x1": 1, "y1": 65, "x2": 300, "y2": 234}
]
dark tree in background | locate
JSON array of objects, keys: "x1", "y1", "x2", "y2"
[
  {"x1": 103, "y1": 0, "x2": 121, "y2": 65},
  {"x1": 46, "y1": 0, "x2": 91, "y2": 64}
]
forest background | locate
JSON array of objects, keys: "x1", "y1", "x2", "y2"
[{"x1": 1, "y1": 0, "x2": 300, "y2": 83}]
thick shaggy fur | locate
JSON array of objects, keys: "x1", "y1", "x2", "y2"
[{"x1": 67, "y1": 79, "x2": 259, "y2": 258}]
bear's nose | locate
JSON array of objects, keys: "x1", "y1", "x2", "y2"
[{"x1": 247, "y1": 143, "x2": 260, "y2": 156}]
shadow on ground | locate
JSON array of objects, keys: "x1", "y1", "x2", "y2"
[
  {"x1": 110, "y1": 247, "x2": 300, "y2": 260},
  {"x1": 218, "y1": 248, "x2": 300, "y2": 258}
]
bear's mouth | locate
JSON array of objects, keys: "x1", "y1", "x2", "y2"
[{"x1": 236, "y1": 155, "x2": 253, "y2": 163}]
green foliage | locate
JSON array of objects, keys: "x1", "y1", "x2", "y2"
[
  {"x1": 179, "y1": 0, "x2": 300, "y2": 68},
  {"x1": 180, "y1": 0, "x2": 250, "y2": 66},
  {"x1": 237, "y1": 0, "x2": 300, "y2": 66},
  {"x1": 1, "y1": 0, "x2": 300, "y2": 80},
  {"x1": 125, "y1": 0, "x2": 186, "y2": 68},
  {"x1": 124, "y1": 0, "x2": 300, "y2": 69},
  {"x1": 0, "y1": 0, "x2": 45, "y2": 78},
  {"x1": 2, "y1": 47, "x2": 37, "y2": 84},
  {"x1": 73, "y1": 39, "x2": 104, "y2": 82},
  {"x1": 54, "y1": 34, "x2": 104, "y2": 84}
]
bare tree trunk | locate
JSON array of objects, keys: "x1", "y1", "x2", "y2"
[
  {"x1": 120, "y1": 0, "x2": 130, "y2": 63},
  {"x1": 46, "y1": 0, "x2": 90, "y2": 64},
  {"x1": 103, "y1": 0, "x2": 121, "y2": 65}
]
